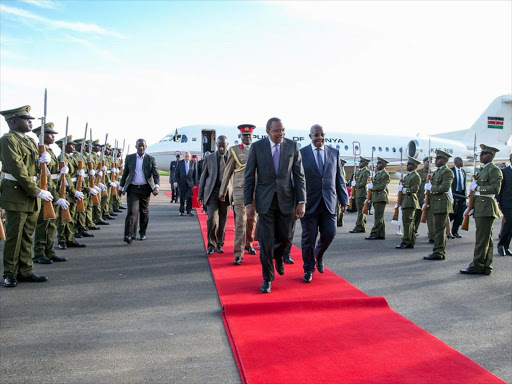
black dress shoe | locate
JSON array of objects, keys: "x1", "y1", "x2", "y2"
[
  {"x1": 275, "y1": 260, "x2": 285, "y2": 275},
  {"x1": 139, "y1": 235, "x2": 146, "y2": 241},
  {"x1": 423, "y1": 253, "x2": 445, "y2": 261},
  {"x1": 124, "y1": 236, "x2": 132, "y2": 244},
  {"x1": 17, "y1": 274, "x2": 48, "y2": 283},
  {"x1": 74, "y1": 233, "x2": 83, "y2": 238},
  {"x1": 460, "y1": 267, "x2": 485, "y2": 275},
  {"x1": 428, "y1": 239, "x2": 435, "y2": 244},
  {"x1": 216, "y1": 246, "x2": 224, "y2": 253},
  {"x1": 3, "y1": 275, "x2": 17, "y2": 288},
  {"x1": 506, "y1": 248, "x2": 512, "y2": 256},
  {"x1": 188, "y1": 211, "x2": 194, "y2": 216},
  {"x1": 207, "y1": 246, "x2": 215, "y2": 255},
  {"x1": 114, "y1": 209, "x2": 122, "y2": 213},
  {"x1": 179, "y1": 213, "x2": 184, "y2": 216},
  {"x1": 260, "y1": 280, "x2": 271, "y2": 293},
  {"x1": 303, "y1": 271, "x2": 313, "y2": 283},
  {"x1": 67, "y1": 241, "x2": 86, "y2": 248},
  {"x1": 34, "y1": 256, "x2": 53, "y2": 264},
  {"x1": 497, "y1": 245, "x2": 506, "y2": 256},
  {"x1": 396, "y1": 243, "x2": 414, "y2": 249},
  {"x1": 119, "y1": 205, "x2": 127, "y2": 209},
  {"x1": 233, "y1": 256, "x2": 243, "y2": 265},
  {"x1": 88, "y1": 226, "x2": 101, "y2": 230},
  {"x1": 317, "y1": 262, "x2": 324, "y2": 273},
  {"x1": 51, "y1": 255, "x2": 67, "y2": 262},
  {"x1": 58, "y1": 242, "x2": 67, "y2": 250},
  {"x1": 284, "y1": 255, "x2": 294, "y2": 264},
  {"x1": 246, "y1": 246, "x2": 257, "y2": 255},
  {"x1": 80, "y1": 231, "x2": 95, "y2": 238},
  {"x1": 96, "y1": 219, "x2": 109, "y2": 225},
  {"x1": 453, "y1": 233, "x2": 462, "y2": 239},
  {"x1": 104, "y1": 215, "x2": 115, "y2": 220},
  {"x1": 110, "y1": 213, "x2": 118, "y2": 217},
  {"x1": 349, "y1": 229, "x2": 364, "y2": 233},
  {"x1": 447, "y1": 234, "x2": 455, "y2": 239},
  {"x1": 365, "y1": 235, "x2": 377, "y2": 240}
]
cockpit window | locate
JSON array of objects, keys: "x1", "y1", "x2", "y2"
[{"x1": 159, "y1": 133, "x2": 188, "y2": 143}]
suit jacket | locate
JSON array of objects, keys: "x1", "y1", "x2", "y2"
[
  {"x1": 119, "y1": 153, "x2": 159, "y2": 191},
  {"x1": 243, "y1": 137, "x2": 306, "y2": 215},
  {"x1": 300, "y1": 144, "x2": 348, "y2": 215},
  {"x1": 169, "y1": 160, "x2": 178, "y2": 184},
  {"x1": 173, "y1": 160, "x2": 197, "y2": 189},
  {"x1": 497, "y1": 166, "x2": 512, "y2": 209},
  {"x1": 450, "y1": 166, "x2": 467, "y2": 200},
  {"x1": 198, "y1": 151, "x2": 231, "y2": 204}
]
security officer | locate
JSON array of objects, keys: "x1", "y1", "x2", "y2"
[
  {"x1": 169, "y1": 153, "x2": 181, "y2": 203},
  {"x1": 32, "y1": 123, "x2": 70, "y2": 263},
  {"x1": 416, "y1": 156, "x2": 435, "y2": 243},
  {"x1": 366, "y1": 157, "x2": 390, "y2": 240},
  {"x1": 460, "y1": 145, "x2": 503, "y2": 275},
  {"x1": 423, "y1": 150, "x2": 454, "y2": 261},
  {"x1": 219, "y1": 124, "x2": 257, "y2": 264},
  {"x1": 0, "y1": 105, "x2": 49, "y2": 287},
  {"x1": 337, "y1": 158, "x2": 347, "y2": 227},
  {"x1": 396, "y1": 157, "x2": 421, "y2": 249},
  {"x1": 349, "y1": 157, "x2": 370, "y2": 233}
]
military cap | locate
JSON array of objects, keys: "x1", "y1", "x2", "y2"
[
  {"x1": 359, "y1": 156, "x2": 370, "y2": 163},
  {"x1": 32, "y1": 122, "x2": 58, "y2": 135},
  {"x1": 55, "y1": 135, "x2": 76, "y2": 146},
  {"x1": 377, "y1": 157, "x2": 389, "y2": 164},
  {"x1": 74, "y1": 138, "x2": 84, "y2": 144},
  {"x1": 237, "y1": 124, "x2": 255, "y2": 134},
  {"x1": 340, "y1": 158, "x2": 347, "y2": 165},
  {"x1": 480, "y1": 144, "x2": 500, "y2": 154},
  {"x1": 84, "y1": 139, "x2": 92, "y2": 145},
  {"x1": 422, "y1": 156, "x2": 430, "y2": 162},
  {"x1": 0, "y1": 105, "x2": 35, "y2": 121},
  {"x1": 92, "y1": 139, "x2": 100, "y2": 146},
  {"x1": 435, "y1": 149, "x2": 452, "y2": 159},
  {"x1": 407, "y1": 157, "x2": 421, "y2": 166}
]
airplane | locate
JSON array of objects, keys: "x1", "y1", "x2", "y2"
[{"x1": 147, "y1": 95, "x2": 512, "y2": 176}]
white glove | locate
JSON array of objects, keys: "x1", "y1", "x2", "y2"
[
  {"x1": 397, "y1": 184, "x2": 403, "y2": 192},
  {"x1": 367, "y1": 182, "x2": 373, "y2": 190},
  {"x1": 99, "y1": 183, "x2": 106, "y2": 191},
  {"x1": 37, "y1": 190, "x2": 53, "y2": 201},
  {"x1": 422, "y1": 203, "x2": 426, "y2": 210},
  {"x1": 74, "y1": 191, "x2": 84, "y2": 200},
  {"x1": 98, "y1": 171, "x2": 103, "y2": 177},
  {"x1": 469, "y1": 180, "x2": 478, "y2": 191},
  {"x1": 102, "y1": 165, "x2": 107, "y2": 171},
  {"x1": 89, "y1": 169, "x2": 96, "y2": 177},
  {"x1": 60, "y1": 166, "x2": 69, "y2": 174},
  {"x1": 39, "y1": 151, "x2": 51, "y2": 164},
  {"x1": 351, "y1": 180, "x2": 356, "y2": 187},
  {"x1": 110, "y1": 182, "x2": 117, "y2": 188},
  {"x1": 56, "y1": 198, "x2": 70, "y2": 210},
  {"x1": 111, "y1": 168, "x2": 117, "y2": 174},
  {"x1": 394, "y1": 203, "x2": 398, "y2": 209},
  {"x1": 94, "y1": 186, "x2": 101, "y2": 194},
  {"x1": 78, "y1": 169, "x2": 86, "y2": 177},
  {"x1": 424, "y1": 182, "x2": 432, "y2": 192},
  {"x1": 468, "y1": 208, "x2": 474, "y2": 216},
  {"x1": 116, "y1": 181, "x2": 121, "y2": 187},
  {"x1": 89, "y1": 187, "x2": 99, "y2": 196},
  {"x1": 402, "y1": 187, "x2": 407, "y2": 194}
]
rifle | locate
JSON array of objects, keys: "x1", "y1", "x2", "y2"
[
  {"x1": 420, "y1": 139, "x2": 432, "y2": 223},
  {"x1": 111, "y1": 139, "x2": 118, "y2": 195},
  {"x1": 88, "y1": 129, "x2": 100, "y2": 206},
  {"x1": 348, "y1": 148, "x2": 357, "y2": 210},
  {"x1": 76, "y1": 123, "x2": 87, "y2": 212},
  {"x1": 39, "y1": 89, "x2": 56, "y2": 220},
  {"x1": 362, "y1": 148, "x2": 374, "y2": 214},
  {"x1": 0, "y1": 210, "x2": 5, "y2": 241},
  {"x1": 97, "y1": 134, "x2": 108, "y2": 197},
  {"x1": 461, "y1": 134, "x2": 477, "y2": 231},
  {"x1": 59, "y1": 117, "x2": 72, "y2": 223},
  {"x1": 392, "y1": 148, "x2": 404, "y2": 221}
]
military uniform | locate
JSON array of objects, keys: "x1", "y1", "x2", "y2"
[
  {"x1": 337, "y1": 159, "x2": 346, "y2": 227},
  {"x1": 100, "y1": 146, "x2": 113, "y2": 220},
  {"x1": 72, "y1": 140, "x2": 91, "y2": 235},
  {"x1": 416, "y1": 161, "x2": 435, "y2": 241},
  {"x1": 91, "y1": 143, "x2": 105, "y2": 224},
  {"x1": 367, "y1": 158, "x2": 390, "y2": 239},
  {"x1": 219, "y1": 125, "x2": 257, "y2": 264},
  {"x1": 424, "y1": 150, "x2": 454, "y2": 260},
  {"x1": 461, "y1": 145, "x2": 503, "y2": 275},
  {"x1": 351, "y1": 158, "x2": 370, "y2": 232},
  {"x1": 399, "y1": 158, "x2": 421, "y2": 247}
]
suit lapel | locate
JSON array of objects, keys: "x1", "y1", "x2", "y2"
[{"x1": 277, "y1": 139, "x2": 286, "y2": 175}]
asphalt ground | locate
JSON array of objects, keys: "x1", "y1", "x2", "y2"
[{"x1": 1, "y1": 182, "x2": 511, "y2": 384}]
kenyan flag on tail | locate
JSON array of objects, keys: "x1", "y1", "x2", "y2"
[{"x1": 488, "y1": 116, "x2": 504, "y2": 129}]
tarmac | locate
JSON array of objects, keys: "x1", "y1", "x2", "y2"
[{"x1": 1, "y1": 182, "x2": 511, "y2": 384}]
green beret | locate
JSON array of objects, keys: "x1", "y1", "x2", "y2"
[
  {"x1": 377, "y1": 157, "x2": 389, "y2": 164},
  {"x1": 480, "y1": 144, "x2": 499, "y2": 155},
  {"x1": 435, "y1": 149, "x2": 452, "y2": 159},
  {"x1": 0, "y1": 105, "x2": 35, "y2": 121},
  {"x1": 422, "y1": 156, "x2": 430, "y2": 162},
  {"x1": 407, "y1": 157, "x2": 421, "y2": 166},
  {"x1": 32, "y1": 122, "x2": 58, "y2": 135},
  {"x1": 359, "y1": 156, "x2": 370, "y2": 163}
]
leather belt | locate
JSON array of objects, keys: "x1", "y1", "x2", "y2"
[
  {"x1": 3, "y1": 173, "x2": 38, "y2": 182},
  {"x1": 51, "y1": 174, "x2": 59, "y2": 179},
  {"x1": 474, "y1": 192, "x2": 495, "y2": 198},
  {"x1": 71, "y1": 177, "x2": 77, "y2": 182}
]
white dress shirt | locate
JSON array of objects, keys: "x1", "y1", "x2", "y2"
[{"x1": 132, "y1": 153, "x2": 147, "y2": 185}]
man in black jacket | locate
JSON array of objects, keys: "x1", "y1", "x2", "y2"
[
  {"x1": 497, "y1": 154, "x2": 512, "y2": 255},
  {"x1": 169, "y1": 153, "x2": 180, "y2": 203},
  {"x1": 450, "y1": 157, "x2": 467, "y2": 238},
  {"x1": 173, "y1": 151, "x2": 198, "y2": 216}
]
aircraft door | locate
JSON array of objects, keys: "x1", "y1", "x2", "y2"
[{"x1": 201, "y1": 130, "x2": 216, "y2": 156}]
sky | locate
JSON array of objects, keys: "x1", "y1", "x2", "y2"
[{"x1": 1, "y1": 0, "x2": 511, "y2": 152}]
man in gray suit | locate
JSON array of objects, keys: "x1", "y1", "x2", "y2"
[
  {"x1": 199, "y1": 136, "x2": 232, "y2": 254},
  {"x1": 244, "y1": 118, "x2": 306, "y2": 293},
  {"x1": 119, "y1": 139, "x2": 160, "y2": 244}
]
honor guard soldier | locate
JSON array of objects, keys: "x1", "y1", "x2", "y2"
[
  {"x1": 416, "y1": 156, "x2": 435, "y2": 242},
  {"x1": 0, "y1": 106, "x2": 50, "y2": 287},
  {"x1": 460, "y1": 145, "x2": 503, "y2": 275},
  {"x1": 73, "y1": 139, "x2": 95, "y2": 236},
  {"x1": 366, "y1": 157, "x2": 390, "y2": 240},
  {"x1": 423, "y1": 150, "x2": 454, "y2": 261},
  {"x1": 101, "y1": 144, "x2": 115, "y2": 221},
  {"x1": 337, "y1": 158, "x2": 347, "y2": 227},
  {"x1": 91, "y1": 139, "x2": 108, "y2": 226},
  {"x1": 83, "y1": 140, "x2": 101, "y2": 231},
  {"x1": 32, "y1": 123, "x2": 69, "y2": 263},
  {"x1": 349, "y1": 156, "x2": 370, "y2": 233},
  {"x1": 219, "y1": 124, "x2": 257, "y2": 264},
  {"x1": 396, "y1": 157, "x2": 421, "y2": 249}
]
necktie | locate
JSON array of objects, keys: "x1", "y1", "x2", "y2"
[
  {"x1": 316, "y1": 147, "x2": 324, "y2": 174},
  {"x1": 457, "y1": 169, "x2": 463, "y2": 192},
  {"x1": 273, "y1": 144, "x2": 280, "y2": 174}
]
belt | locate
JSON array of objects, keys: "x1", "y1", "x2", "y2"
[
  {"x1": 3, "y1": 173, "x2": 38, "y2": 182},
  {"x1": 71, "y1": 177, "x2": 77, "y2": 182},
  {"x1": 107, "y1": 170, "x2": 112, "y2": 174},
  {"x1": 475, "y1": 192, "x2": 495, "y2": 199},
  {"x1": 51, "y1": 174, "x2": 59, "y2": 180}
]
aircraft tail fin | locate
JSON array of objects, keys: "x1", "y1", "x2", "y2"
[{"x1": 432, "y1": 95, "x2": 512, "y2": 148}]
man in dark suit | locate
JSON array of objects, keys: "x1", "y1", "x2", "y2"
[
  {"x1": 497, "y1": 153, "x2": 512, "y2": 256},
  {"x1": 450, "y1": 157, "x2": 467, "y2": 238},
  {"x1": 119, "y1": 139, "x2": 160, "y2": 244},
  {"x1": 173, "y1": 151, "x2": 197, "y2": 216},
  {"x1": 244, "y1": 117, "x2": 306, "y2": 293},
  {"x1": 198, "y1": 136, "x2": 231, "y2": 254},
  {"x1": 300, "y1": 125, "x2": 348, "y2": 283},
  {"x1": 169, "y1": 153, "x2": 180, "y2": 203}
]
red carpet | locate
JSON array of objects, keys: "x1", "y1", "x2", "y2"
[{"x1": 197, "y1": 211, "x2": 506, "y2": 384}]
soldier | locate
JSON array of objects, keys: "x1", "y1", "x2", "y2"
[
  {"x1": 366, "y1": 157, "x2": 390, "y2": 240},
  {"x1": 0, "y1": 105, "x2": 50, "y2": 287},
  {"x1": 416, "y1": 156, "x2": 435, "y2": 243},
  {"x1": 101, "y1": 144, "x2": 115, "y2": 221},
  {"x1": 423, "y1": 150, "x2": 454, "y2": 261},
  {"x1": 112, "y1": 147, "x2": 124, "y2": 212},
  {"x1": 349, "y1": 157, "x2": 370, "y2": 233},
  {"x1": 219, "y1": 124, "x2": 257, "y2": 264},
  {"x1": 396, "y1": 157, "x2": 421, "y2": 249},
  {"x1": 73, "y1": 139, "x2": 96, "y2": 237},
  {"x1": 92, "y1": 139, "x2": 108, "y2": 226},
  {"x1": 32, "y1": 123, "x2": 70, "y2": 263},
  {"x1": 337, "y1": 158, "x2": 347, "y2": 227},
  {"x1": 169, "y1": 153, "x2": 180, "y2": 203},
  {"x1": 460, "y1": 145, "x2": 503, "y2": 275}
]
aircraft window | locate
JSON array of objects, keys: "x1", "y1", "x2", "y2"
[
  {"x1": 385, "y1": 147, "x2": 389, "y2": 152},
  {"x1": 234, "y1": 140, "x2": 239, "y2": 145},
  {"x1": 298, "y1": 143, "x2": 302, "y2": 148},
  {"x1": 336, "y1": 145, "x2": 340, "y2": 150},
  {"x1": 378, "y1": 147, "x2": 382, "y2": 152},
  {"x1": 161, "y1": 135, "x2": 174, "y2": 142},
  {"x1": 372, "y1": 146, "x2": 376, "y2": 151},
  {"x1": 399, "y1": 147, "x2": 403, "y2": 153},
  {"x1": 355, "y1": 145, "x2": 359, "y2": 151},
  {"x1": 344, "y1": 145, "x2": 349, "y2": 151},
  {"x1": 180, "y1": 135, "x2": 188, "y2": 143},
  {"x1": 392, "y1": 147, "x2": 396, "y2": 152}
]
